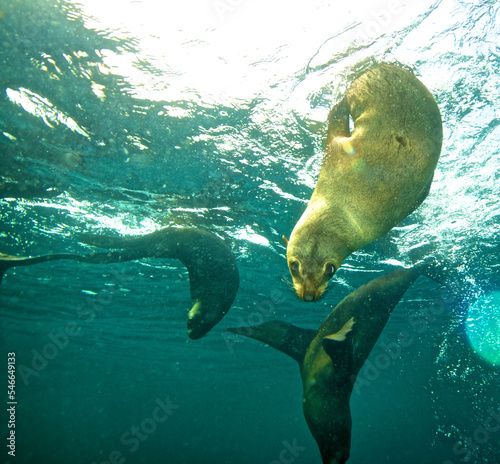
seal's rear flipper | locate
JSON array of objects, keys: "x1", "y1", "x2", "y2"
[
  {"x1": 228, "y1": 321, "x2": 316, "y2": 364},
  {"x1": 0, "y1": 253, "x2": 84, "y2": 284}
]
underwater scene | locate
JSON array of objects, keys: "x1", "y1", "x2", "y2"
[{"x1": 0, "y1": 0, "x2": 499, "y2": 463}]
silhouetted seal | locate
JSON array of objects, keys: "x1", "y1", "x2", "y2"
[
  {"x1": 284, "y1": 64, "x2": 442, "y2": 301},
  {"x1": 0, "y1": 227, "x2": 239, "y2": 339},
  {"x1": 229, "y1": 265, "x2": 426, "y2": 463}
]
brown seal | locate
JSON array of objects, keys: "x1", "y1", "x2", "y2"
[
  {"x1": 0, "y1": 227, "x2": 239, "y2": 339},
  {"x1": 284, "y1": 64, "x2": 442, "y2": 301},
  {"x1": 229, "y1": 264, "x2": 426, "y2": 463}
]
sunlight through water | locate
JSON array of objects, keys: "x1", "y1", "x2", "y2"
[
  {"x1": 466, "y1": 291, "x2": 500, "y2": 366},
  {"x1": 1, "y1": 0, "x2": 499, "y2": 462}
]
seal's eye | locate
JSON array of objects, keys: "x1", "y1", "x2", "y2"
[
  {"x1": 290, "y1": 261, "x2": 300, "y2": 274},
  {"x1": 325, "y1": 264, "x2": 336, "y2": 278}
]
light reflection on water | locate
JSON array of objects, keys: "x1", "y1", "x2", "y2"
[{"x1": 466, "y1": 291, "x2": 500, "y2": 366}]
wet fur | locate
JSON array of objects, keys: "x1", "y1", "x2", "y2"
[
  {"x1": 286, "y1": 64, "x2": 443, "y2": 301},
  {"x1": 229, "y1": 265, "x2": 426, "y2": 463}
]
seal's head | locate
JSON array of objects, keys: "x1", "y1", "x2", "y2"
[{"x1": 283, "y1": 234, "x2": 342, "y2": 302}]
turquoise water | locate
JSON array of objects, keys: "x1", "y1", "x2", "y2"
[{"x1": 1, "y1": 0, "x2": 499, "y2": 463}]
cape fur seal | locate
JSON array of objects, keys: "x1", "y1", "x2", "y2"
[
  {"x1": 229, "y1": 264, "x2": 426, "y2": 463},
  {"x1": 0, "y1": 227, "x2": 239, "y2": 339},
  {"x1": 284, "y1": 64, "x2": 442, "y2": 301}
]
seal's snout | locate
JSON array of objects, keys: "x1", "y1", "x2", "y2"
[{"x1": 296, "y1": 282, "x2": 323, "y2": 302}]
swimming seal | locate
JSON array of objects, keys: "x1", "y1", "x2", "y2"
[
  {"x1": 228, "y1": 265, "x2": 425, "y2": 463},
  {"x1": 284, "y1": 64, "x2": 442, "y2": 301},
  {"x1": 0, "y1": 227, "x2": 239, "y2": 339}
]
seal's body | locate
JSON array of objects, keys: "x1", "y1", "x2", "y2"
[
  {"x1": 229, "y1": 265, "x2": 424, "y2": 463},
  {"x1": 285, "y1": 64, "x2": 442, "y2": 301},
  {"x1": 0, "y1": 227, "x2": 239, "y2": 339}
]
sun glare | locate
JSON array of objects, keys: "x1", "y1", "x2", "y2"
[{"x1": 466, "y1": 291, "x2": 500, "y2": 366}]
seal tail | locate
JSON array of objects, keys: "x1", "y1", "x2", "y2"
[{"x1": 227, "y1": 321, "x2": 316, "y2": 364}]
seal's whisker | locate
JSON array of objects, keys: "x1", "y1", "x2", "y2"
[{"x1": 281, "y1": 275, "x2": 294, "y2": 289}]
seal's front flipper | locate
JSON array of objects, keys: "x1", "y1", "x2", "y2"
[
  {"x1": 322, "y1": 317, "x2": 356, "y2": 373},
  {"x1": 326, "y1": 97, "x2": 351, "y2": 146},
  {"x1": 327, "y1": 267, "x2": 422, "y2": 373},
  {"x1": 324, "y1": 317, "x2": 355, "y2": 343},
  {"x1": 228, "y1": 321, "x2": 316, "y2": 364}
]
